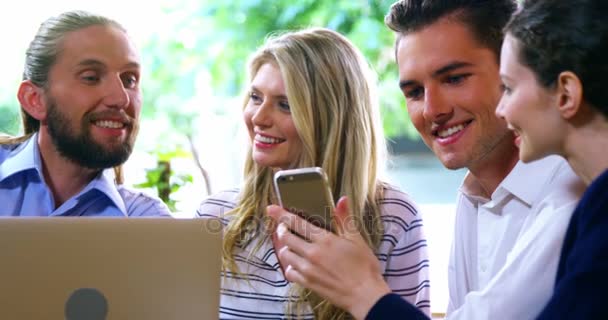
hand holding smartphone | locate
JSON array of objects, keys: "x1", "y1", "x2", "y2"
[{"x1": 273, "y1": 167, "x2": 336, "y2": 232}]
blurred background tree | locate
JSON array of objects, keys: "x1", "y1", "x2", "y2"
[
  {"x1": 141, "y1": 0, "x2": 418, "y2": 145},
  {"x1": 0, "y1": 103, "x2": 20, "y2": 136}
]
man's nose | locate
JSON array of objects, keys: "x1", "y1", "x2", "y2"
[
  {"x1": 103, "y1": 76, "x2": 130, "y2": 109},
  {"x1": 422, "y1": 86, "x2": 452, "y2": 122}
]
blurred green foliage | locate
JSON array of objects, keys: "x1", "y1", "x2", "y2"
[
  {"x1": 142, "y1": 0, "x2": 417, "y2": 143},
  {"x1": 134, "y1": 148, "x2": 194, "y2": 211},
  {"x1": 0, "y1": 104, "x2": 20, "y2": 135}
]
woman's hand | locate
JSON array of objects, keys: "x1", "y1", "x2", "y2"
[{"x1": 266, "y1": 196, "x2": 392, "y2": 320}]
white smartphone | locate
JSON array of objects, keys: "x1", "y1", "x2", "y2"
[{"x1": 273, "y1": 167, "x2": 336, "y2": 232}]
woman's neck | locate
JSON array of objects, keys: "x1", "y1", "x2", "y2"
[{"x1": 564, "y1": 114, "x2": 608, "y2": 185}]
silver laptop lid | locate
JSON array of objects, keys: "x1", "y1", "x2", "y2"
[{"x1": 0, "y1": 217, "x2": 222, "y2": 320}]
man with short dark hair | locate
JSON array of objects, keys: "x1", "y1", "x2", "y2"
[{"x1": 383, "y1": 0, "x2": 583, "y2": 318}]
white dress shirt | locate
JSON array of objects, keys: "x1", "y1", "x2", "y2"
[{"x1": 447, "y1": 155, "x2": 584, "y2": 319}]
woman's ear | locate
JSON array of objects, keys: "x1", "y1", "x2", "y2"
[
  {"x1": 17, "y1": 80, "x2": 47, "y2": 121},
  {"x1": 556, "y1": 71, "x2": 583, "y2": 119}
]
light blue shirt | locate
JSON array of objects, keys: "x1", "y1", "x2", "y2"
[{"x1": 0, "y1": 134, "x2": 171, "y2": 217}]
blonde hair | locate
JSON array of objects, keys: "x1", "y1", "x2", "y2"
[{"x1": 223, "y1": 28, "x2": 387, "y2": 319}]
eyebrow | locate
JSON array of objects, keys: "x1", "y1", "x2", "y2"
[
  {"x1": 75, "y1": 59, "x2": 141, "y2": 70},
  {"x1": 499, "y1": 72, "x2": 513, "y2": 81},
  {"x1": 399, "y1": 61, "x2": 474, "y2": 90},
  {"x1": 250, "y1": 85, "x2": 288, "y2": 99}
]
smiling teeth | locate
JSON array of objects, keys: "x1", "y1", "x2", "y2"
[
  {"x1": 95, "y1": 120, "x2": 124, "y2": 129},
  {"x1": 255, "y1": 134, "x2": 283, "y2": 144},
  {"x1": 438, "y1": 124, "x2": 465, "y2": 138}
]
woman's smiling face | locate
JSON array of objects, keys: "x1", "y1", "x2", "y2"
[{"x1": 243, "y1": 62, "x2": 303, "y2": 169}]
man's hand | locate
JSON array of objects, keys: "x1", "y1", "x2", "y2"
[{"x1": 267, "y1": 196, "x2": 392, "y2": 320}]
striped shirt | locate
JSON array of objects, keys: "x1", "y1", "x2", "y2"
[{"x1": 197, "y1": 185, "x2": 430, "y2": 319}]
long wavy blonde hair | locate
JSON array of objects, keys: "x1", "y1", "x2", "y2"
[{"x1": 223, "y1": 28, "x2": 388, "y2": 319}]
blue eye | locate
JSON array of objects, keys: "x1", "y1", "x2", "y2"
[
  {"x1": 249, "y1": 92, "x2": 262, "y2": 104},
  {"x1": 278, "y1": 101, "x2": 291, "y2": 111}
]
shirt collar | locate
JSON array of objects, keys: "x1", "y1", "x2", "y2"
[
  {"x1": 0, "y1": 133, "x2": 128, "y2": 216},
  {"x1": 460, "y1": 171, "x2": 488, "y2": 202},
  {"x1": 460, "y1": 155, "x2": 565, "y2": 207},
  {"x1": 0, "y1": 133, "x2": 43, "y2": 182},
  {"x1": 79, "y1": 169, "x2": 128, "y2": 217}
]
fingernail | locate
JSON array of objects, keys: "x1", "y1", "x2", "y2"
[
  {"x1": 277, "y1": 223, "x2": 288, "y2": 236},
  {"x1": 278, "y1": 245, "x2": 289, "y2": 256}
]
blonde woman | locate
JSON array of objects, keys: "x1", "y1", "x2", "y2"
[{"x1": 197, "y1": 28, "x2": 430, "y2": 319}]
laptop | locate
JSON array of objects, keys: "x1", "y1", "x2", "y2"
[{"x1": 0, "y1": 217, "x2": 222, "y2": 320}]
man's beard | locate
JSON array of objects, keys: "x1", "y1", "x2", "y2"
[{"x1": 46, "y1": 100, "x2": 139, "y2": 170}]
